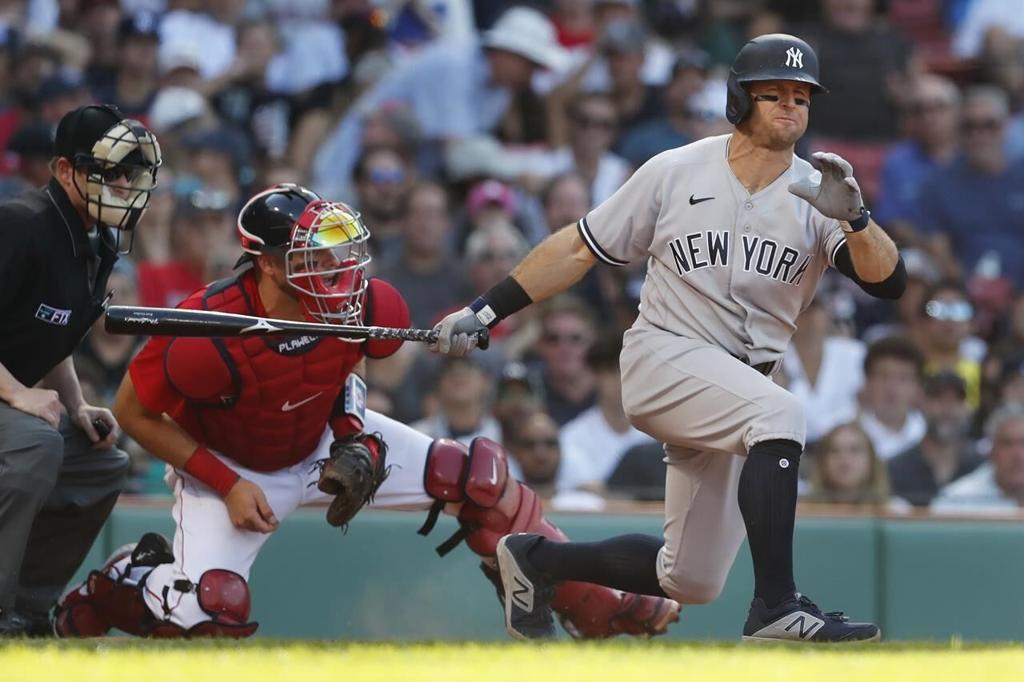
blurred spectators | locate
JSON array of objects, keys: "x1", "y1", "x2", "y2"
[
  {"x1": 604, "y1": 441, "x2": 666, "y2": 501},
  {"x1": 377, "y1": 180, "x2": 472, "y2": 329},
  {"x1": 803, "y1": 422, "x2": 905, "y2": 509},
  {"x1": 857, "y1": 336, "x2": 926, "y2": 460},
  {"x1": 888, "y1": 372, "x2": 982, "y2": 507},
  {"x1": 798, "y1": 0, "x2": 914, "y2": 142},
  {"x1": 912, "y1": 280, "x2": 985, "y2": 408},
  {"x1": 595, "y1": 20, "x2": 664, "y2": 135},
  {"x1": 493, "y1": 361, "x2": 545, "y2": 438},
  {"x1": 914, "y1": 86, "x2": 1024, "y2": 291},
  {"x1": 873, "y1": 75, "x2": 960, "y2": 243},
  {"x1": 616, "y1": 48, "x2": 709, "y2": 167},
  {"x1": 783, "y1": 295, "x2": 866, "y2": 445},
  {"x1": 353, "y1": 144, "x2": 415, "y2": 262},
  {"x1": 952, "y1": 0, "x2": 1024, "y2": 58},
  {"x1": 90, "y1": 12, "x2": 160, "y2": 119},
  {"x1": 931, "y1": 402, "x2": 1024, "y2": 514},
  {"x1": 529, "y1": 294, "x2": 597, "y2": 425},
  {"x1": 0, "y1": 122, "x2": 53, "y2": 197},
  {"x1": 411, "y1": 356, "x2": 502, "y2": 444},
  {"x1": 558, "y1": 333, "x2": 655, "y2": 493}
]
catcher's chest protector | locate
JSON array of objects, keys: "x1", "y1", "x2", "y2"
[{"x1": 173, "y1": 274, "x2": 363, "y2": 471}]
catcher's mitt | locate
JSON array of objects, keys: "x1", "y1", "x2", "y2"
[{"x1": 315, "y1": 432, "x2": 389, "y2": 529}]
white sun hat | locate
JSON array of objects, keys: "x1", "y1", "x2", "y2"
[{"x1": 481, "y1": 6, "x2": 570, "y2": 73}]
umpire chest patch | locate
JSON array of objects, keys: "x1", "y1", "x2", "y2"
[{"x1": 35, "y1": 303, "x2": 72, "y2": 326}]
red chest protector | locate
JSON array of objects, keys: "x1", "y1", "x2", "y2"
[{"x1": 165, "y1": 273, "x2": 363, "y2": 471}]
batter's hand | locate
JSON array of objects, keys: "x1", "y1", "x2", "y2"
[
  {"x1": 430, "y1": 306, "x2": 487, "y2": 356},
  {"x1": 225, "y1": 479, "x2": 279, "y2": 533},
  {"x1": 7, "y1": 387, "x2": 62, "y2": 429},
  {"x1": 73, "y1": 404, "x2": 119, "y2": 449},
  {"x1": 787, "y1": 151, "x2": 864, "y2": 222}
]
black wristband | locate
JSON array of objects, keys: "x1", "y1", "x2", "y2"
[
  {"x1": 847, "y1": 207, "x2": 871, "y2": 232},
  {"x1": 471, "y1": 277, "x2": 533, "y2": 328}
]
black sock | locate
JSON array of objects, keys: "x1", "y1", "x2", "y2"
[
  {"x1": 525, "y1": 533, "x2": 668, "y2": 597},
  {"x1": 737, "y1": 439, "x2": 802, "y2": 609}
]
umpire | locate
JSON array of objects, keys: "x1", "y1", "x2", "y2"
[{"x1": 0, "y1": 105, "x2": 161, "y2": 635}]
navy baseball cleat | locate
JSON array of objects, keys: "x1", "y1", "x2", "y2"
[
  {"x1": 742, "y1": 593, "x2": 880, "y2": 643},
  {"x1": 495, "y1": 533, "x2": 556, "y2": 640}
]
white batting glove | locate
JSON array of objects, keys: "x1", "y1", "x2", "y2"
[
  {"x1": 788, "y1": 151, "x2": 864, "y2": 223},
  {"x1": 430, "y1": 307, "x2": 487, "y2": 357}
]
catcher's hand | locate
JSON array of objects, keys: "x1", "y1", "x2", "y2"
[
  {"x1": 787, "y1": 151, "x2": 864, "y2": 223},
  {"x1": 316, "y1": 432, "x2": 389, "y2": 529}
]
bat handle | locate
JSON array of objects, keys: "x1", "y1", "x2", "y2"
[{"x1": 417, "y1": 327, "x2": 489, "y2": 350}]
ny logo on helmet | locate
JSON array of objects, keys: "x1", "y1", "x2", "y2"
[{"x1": 785, "y1": 47, "x2": 803, "y2": 68}]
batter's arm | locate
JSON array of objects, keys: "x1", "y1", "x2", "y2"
[
  {"x1": 841, "y1": 218, "x2": 899, "y2": 283},
  {"x1": 510, "y1": 223, "x2": 599, "y2": 302}
]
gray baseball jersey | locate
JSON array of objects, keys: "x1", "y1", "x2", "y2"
[{"x1": 578, "y1": 133, "x2": 846, "y2": 366}]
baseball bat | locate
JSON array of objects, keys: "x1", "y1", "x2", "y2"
[{"x1": 104, "y1": 306, "x2": 489, "y2": 349}]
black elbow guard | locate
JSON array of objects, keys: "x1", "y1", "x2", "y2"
[{"x1": 858, "y1": 256, "x2": 907, "y2": 299}]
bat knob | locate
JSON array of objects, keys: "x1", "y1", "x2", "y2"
[
  {"x1": 92, "y1": 418, "x2": 112, "y2": 440},
  {"x1": 475, "y1": 328, "x2": 490, "y2": 351}
]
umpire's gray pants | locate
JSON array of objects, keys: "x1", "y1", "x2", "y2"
[{"x1": 0, "y1": 401, "x2": 129, "y2": 616}]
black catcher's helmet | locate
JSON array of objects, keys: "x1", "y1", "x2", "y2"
[
  {"x1": 236, "y1": 184, "x2": 322, "y2": 259},
  {"x1": 726, "y1": 33, "x2": 828, "y2": 125}
]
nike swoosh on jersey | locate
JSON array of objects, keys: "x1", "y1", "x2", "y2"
[
  {"x1": 689, "y1": 195, "x2": 714, "y2": 205},
  {"x1": 281, "y1": 392, "x2": 324, "y2": 412}
]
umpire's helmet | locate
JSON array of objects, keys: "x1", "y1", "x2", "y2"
[
  {"x1": 236, "y1": 183, "x2": 321, "y2": 260},
  {"x1": 726, "y1": 34, "x2": 827, "y2": 125}
]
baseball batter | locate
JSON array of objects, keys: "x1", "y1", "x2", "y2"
[
  {"x1": 53, "y1": 185, "x2": 678, "y2": 639},
  {"x1": 433, "y1": 34, "x2": 905, "y2": 642}
]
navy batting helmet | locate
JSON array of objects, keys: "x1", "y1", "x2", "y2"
[{"x1": 725, "y1": 34, "x2": 827, "y2": 125}]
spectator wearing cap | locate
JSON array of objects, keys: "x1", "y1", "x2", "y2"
[
  {"x1": 0, "y1": 122, "x2": 54, "y2": 198},
  {"x1": 411, "y1": 356, "x2": 502, "y2": 445},
  {"x1": 586, "y1": 0, "x2": 675, "y2": 87},
  {"x1": 377, "y1": 180, "x2": 472, "y2": 330},
  {"x1": 34, "y1": 74, "x2": 91, "y2": 127},
  {"x1": 558, "y1": 333, "x2": 656, "y2": 493},
  {"x1": 783, "y1": 295, "x2": 866, "y2": 446},
  {"x1": 158, "y1": 1, "x2": 243, "y2": 81},
  {"x1": 89, "y1": 12, "x2": 160, "y2": 119},
  {"x1": 137, "y1": 183, "x2": 236, "y2": 308},
  {"x1": 313, "y1": 6, "x2": 569, "y2": 200},
  {"x1": 888, "y1": 372, "x2": 982, "y2": 507},
  {"x1": 913, "y1": 86, "x2": 1024, "y2": 289},
  {"x1": 145, "y1": 86, "x2": 216, "y2": 170},
  {"x1": 857, "y1": 337, "x2": 927, "y2": 461},
  {"x1": 873, "y1": 75, "x2": 960, "y2": 244},
  {"x1": 0, "y1": 104, "x2": 160, "y2": 635},
  {"x1": 180, "y1": 125, "x2": 251, "y2": 208},
  {"x1": 493, "y1": 361, "x2": 545, "y2": 439},
  {"x1": 464, "y1": 179, "x2": 518, "y2": 235},
  {"x1": 596, "y1": 20, "x2": 665, "y2": 136},
  {"x1": 912, "y1": 281, "x2": 985, "y2": 410},
  {"x1": 616, "y1": 48, "x2": 709, "y2": 166},
  {"x1": 79, "y1": 0, "x2": 124, "y2": 92},
  {"x1": 932, "y1": 403, "x2": 1024, "y2": 515}
]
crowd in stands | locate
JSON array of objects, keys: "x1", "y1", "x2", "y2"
[{"x1": 3, "y1": 0, "x2": 1023, "y2": 515}]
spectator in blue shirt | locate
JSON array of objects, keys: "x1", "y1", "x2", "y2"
[
  {"x1": 313, "y1": 6, "x2": 569, "y2": 199},
  {"x1": 874, "y1": 75, "x2": 960, "y2": 244},
  {"x1": 914, "y1": 86, "x2": 1024, "y2": 289}
]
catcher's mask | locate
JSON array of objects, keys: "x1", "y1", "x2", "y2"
[
  {"x1": 57, "y1": 105, "x2": 162, "y2": 253},
  {"x1": 286, "y1": 199, "x2": 371, "y2": 327}
]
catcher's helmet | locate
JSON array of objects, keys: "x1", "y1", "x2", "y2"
[
  {"x1": 725, "y1": 33, "x2": 827, "y2": 125},
  {"x1": 237, "y1": 183, "x2": 322, "y2": 258}
]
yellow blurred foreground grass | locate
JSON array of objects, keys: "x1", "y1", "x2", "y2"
[{"x1": 2, "y1": 640, "x2": 1023, "y2": 682}]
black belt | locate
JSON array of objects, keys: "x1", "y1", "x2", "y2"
[{"x1": 734, "y1": 355, "x2": 774, "y2": 376}]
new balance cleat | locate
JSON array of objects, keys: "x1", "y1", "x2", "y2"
[
  {"x1": 495, "y1": 533, "x2": 556, "y2": 640},
  {"x1": 742, "y1": 593, "x2": 880, "y2": 643}
]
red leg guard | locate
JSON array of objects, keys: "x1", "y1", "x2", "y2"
[{"x1": 422, "y1": 437, "x2": 680, "y2": 638}]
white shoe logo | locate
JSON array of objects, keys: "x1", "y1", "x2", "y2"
[{"x1": 281, "y1": 392, "x2": 323, "y2": 412}]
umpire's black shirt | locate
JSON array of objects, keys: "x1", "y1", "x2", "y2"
[{"x1": 0, "y1": 179, "x2": 117, "y2": 388}]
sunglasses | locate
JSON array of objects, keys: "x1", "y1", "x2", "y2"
[
  {"x1": 924, "y1": 299, "x2": 973, "y2": 322},
  {"x1": 961, "y1": 118, "x2": 1002, "y2": 132},
  {"x1": 368, "y1": 167, "x2": 406, "y2": 184},
  {"x1": 517, "y1": 437, "x2": 559, "y2": 449},
  {"x1": 542, "y1": 332, "x2": 587, "y2": 345}
]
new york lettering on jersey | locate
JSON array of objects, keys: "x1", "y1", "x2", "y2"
[{"x1": 666, "y1": 231, "x2": 812, "y2": 286}]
